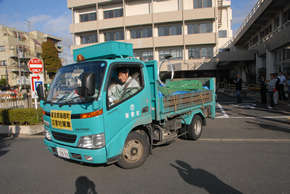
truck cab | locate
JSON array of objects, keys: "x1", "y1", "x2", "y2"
[{"x1": 41, "y1": 42, "x2": 215, "y2": 169}]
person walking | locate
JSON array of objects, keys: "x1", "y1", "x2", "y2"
[
  {"x1": 267, "y1": 73, "x2": 276, "y2": 109},
  {"x1": 233, "y1": 74, "x2": 242, "y2": 103},
  {"x1": 259, "y1": 75, "x2": 267, "y2": 104},
  {"x1": 278, "y1": 71, "x2": 286, "y2": 100}
]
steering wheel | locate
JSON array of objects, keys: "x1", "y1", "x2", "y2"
[{"x1": 119, "y1": 87, "x2": 139, "y2": 100}]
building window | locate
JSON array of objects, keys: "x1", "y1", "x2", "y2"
[
  {"x1": 80, "y1": 12, "x2": 97, "y2": 23},
  {"x1": 130, "y1": 27, "x2": 152, "y2": 39},
  {"x1": 282, "y1": 9, "x2": 290, "y2": 25},
  {"x1": 80, "y1": 32, "x2": 98, "y2": 44},
  {"x1": 194, "y1": 0, "x2": 212, "y2": 8},
  {"x1": 104, "y1": 8, "x2": 123, "y2": 19},
  {"x1": 159, "y1": 47, "x2": 183, "y2": 60},
  {"x1": 283, "y1": 49, "x2": 290, "y2": 60},
  {"x1": 0, "y1": 60, "x2": 6, "y2": 66},
  {"x1": 104, "y1": 29, "x2": 124, "y2": 41},
  {"x1": 188, "y1": 22, "x2": 212, "y2": 34},
  {"x1": 274, "y1": 16, "x2": 280, "y2": 30},
  {"x1": 0, "y1": 46, "x2": 5, "y2": 52},
  {"x1": 188, "y1": 46, "x2": 213, "y2": 59},
  {"x1": 158, "y1": 24, "x2": 182, "y2": 36},
  {"x1": 218, "y1": 30, "x2": 227, "y2": 38},
  {"x1": 134, "y1": 49, "x2": 153, "y2": 61}
]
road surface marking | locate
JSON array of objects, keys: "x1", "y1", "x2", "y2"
[
  {"x1": 200, "y1": 138, "x2": 290, "y2": 143},
  {"x1": 217, "y1": 103, "x2": 229, "y2": 118},
  {"x1": 216, "y1": 115, "x2": 290, "y2": 119}
]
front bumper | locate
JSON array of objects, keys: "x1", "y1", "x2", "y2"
[{"x1": 44, "y1": 138, "x2": 107, "y2": 164}]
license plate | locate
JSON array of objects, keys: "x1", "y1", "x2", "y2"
[{"x1": 56, "y1": 147, "x2": 70, "y2": 159}]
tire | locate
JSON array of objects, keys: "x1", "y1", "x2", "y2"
[
  {"x1": 187, "y1": 115, "x2": 203, "y2": 140},
  {"x1": 117, "y1": 130, "x2": 150, "y2": 169}
]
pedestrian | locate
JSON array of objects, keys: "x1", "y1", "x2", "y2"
[
  {"x1": 278, "y1": 71, "x2": 286, "y2": 100},
  {"x1": 259, "y1": 75, "x2": 267, "y2": 104},
  {"x1": 273, "y1": 73, "x2": 279, "y2": 105},
  {"x1": 233, "y1": 74, "x2": 242, "y2": 103},
  {"x1": 267, "y1": 73, "x2": 276, "y2": 109}
]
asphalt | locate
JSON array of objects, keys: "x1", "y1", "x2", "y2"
[{"x1": 0, "y1": 94, "x2": 290, "y2": 194}]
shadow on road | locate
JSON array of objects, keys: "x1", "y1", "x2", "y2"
[
  {"x1": 0, "y1": 134, "x2": 11, "y2": 158},
  {"x1": 246, "y1": 121, "x2": 290, "y2": 134},
  {"x1": 170, "y1": 160, "x2": 242, "y2": 194},
  {"x1": 238, "y1": 112, "x2": 290, "y2": 126},
  {"x1": 75, "y1": 176, "x2": 98, "y2": 194}
]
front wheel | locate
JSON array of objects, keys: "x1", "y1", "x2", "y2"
[
  {"x1": 117, "y1": 131, "x2": 149, "y2": 169},
  {"x1": 187, "y1": 115, "x2": 203, "y2": 140}
]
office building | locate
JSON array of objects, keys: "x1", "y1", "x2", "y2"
[{"x1": 68, "y1": 0, "x2": 232, "y2": 74}]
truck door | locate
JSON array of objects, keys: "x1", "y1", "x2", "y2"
[{"x1": 104, "y1": 63, "x2": 150, "y2": 159}]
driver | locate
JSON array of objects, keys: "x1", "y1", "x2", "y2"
[{"x1": 108, "y1": 67, "x2": 140, "y2": 105}]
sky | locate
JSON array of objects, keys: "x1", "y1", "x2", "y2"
[{"x1": 0, "y1": 0, "x2": 258, "y2": 64}]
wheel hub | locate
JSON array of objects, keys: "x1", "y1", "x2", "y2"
[{"x1": 123, "y1": 139, "x2": 144, "y2": 162}]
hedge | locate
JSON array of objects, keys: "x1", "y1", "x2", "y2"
[{"x1": 0, "y1": 108, "x2": 43, "y2": 125}]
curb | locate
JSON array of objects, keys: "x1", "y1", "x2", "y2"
[{"x1": 0, "y1": 124, "x2": 44, "y2": 136}]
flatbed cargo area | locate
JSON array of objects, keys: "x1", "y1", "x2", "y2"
[{"x1": 162, "y1": 90, "x2": 212, "y2": 113}]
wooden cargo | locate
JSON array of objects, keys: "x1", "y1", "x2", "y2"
[{"x1": 162, "y1": 90, "x2": 212, "y2": 113}]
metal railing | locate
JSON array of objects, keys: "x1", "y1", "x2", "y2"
[
  {"x1": 0, "y1": 92, "x2": 33, "y2": 109},
  {"x1": 222, "y1": 0, "x2": 266, "y2": 49}
]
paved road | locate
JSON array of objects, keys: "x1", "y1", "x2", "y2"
[{"x1": 1, "y1": 99, "x2": 290, "y2": 194}]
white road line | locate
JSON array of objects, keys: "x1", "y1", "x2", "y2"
[
  {"x1": 200, "y1": 138, "x2": 290, "y2": 143},
  {"x1": 217, "y1": 103, "x2": 229, "y2": 118},
  {"x1": 216, "y1": 116, "x2": 290, "y2": 119}
]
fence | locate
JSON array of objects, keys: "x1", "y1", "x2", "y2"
[{"x1": 0, "y1": 91, "x2": 34, "y2": 109}]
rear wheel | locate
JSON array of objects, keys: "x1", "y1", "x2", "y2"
[
  {"x1": 117, "y1": 131, "x2": 149, "y2": 169},
  {"x1": 187, "y1": 115, "x2": 203, "y2": 140}
]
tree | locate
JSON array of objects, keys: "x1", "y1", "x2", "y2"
[
  {"x1": 0, "y1": 78, "x2": 7, "y2": 88},
  {"x1": 41, "y1": 40, "x2": 62, "y2": 78}
]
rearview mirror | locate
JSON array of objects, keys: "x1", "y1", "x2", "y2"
[{"x1": 80, "y1": 72, "x2": 96, "y2": 98}]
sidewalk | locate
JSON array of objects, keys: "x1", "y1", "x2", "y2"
[{"x1": 217, "y1": 90, "x2": 290, "y2": 113}]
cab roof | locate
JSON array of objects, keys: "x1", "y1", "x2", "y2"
[{"x1": 73, "y1": 41, "x2": 134, "y2": 62}]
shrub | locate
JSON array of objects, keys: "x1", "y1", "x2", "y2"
[
  {"x1": 0, "y1": 108, "x2": 43, "y2": 125},
  {"x1": 0, "y1": 109, "x2": 9, "y2": 124}
]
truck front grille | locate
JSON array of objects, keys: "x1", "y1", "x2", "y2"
[{"x1": 52, "y1": 131, "x2": 77, "y2": 143}]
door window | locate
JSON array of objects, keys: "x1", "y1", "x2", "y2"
[{"x1": 107, "y1": 64, "x2": 143, "y2": 108}]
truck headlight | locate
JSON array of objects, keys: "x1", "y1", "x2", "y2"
[
  {"x1": 78, "y1": 133, "x2": 105, "y2": 149},
  {"x1": 45, "y1": 129, "x2": 52, "y2": 140}
]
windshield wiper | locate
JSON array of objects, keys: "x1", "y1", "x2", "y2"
[{"x1": 59, "y1": 96, "x2": 81, "y2": 106}]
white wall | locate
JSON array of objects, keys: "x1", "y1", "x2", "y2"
[
  {"x1": 153, "y1": 0, "x2": 178, "y2": 13},
  {"x1": 126, "y1": 0, "x2": 150, "y2": 16}
]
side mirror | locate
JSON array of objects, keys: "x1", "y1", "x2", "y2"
[
  {"x1": 36, "y1": 84, "x2": 45, "y2": 101},
  {"x1": 80, "y1": 72, "x2": 96, "y2": 98}
]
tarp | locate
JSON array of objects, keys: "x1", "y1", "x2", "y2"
[{"x1": 159, "y1": 80, "x2": 204, "y2": 96}]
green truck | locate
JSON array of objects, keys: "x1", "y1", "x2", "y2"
[{"x1": 39, "y1": 41, "x2": 216, "y2": 169}]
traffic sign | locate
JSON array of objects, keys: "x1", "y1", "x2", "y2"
[
  {"x1": 30, "y1": 74, "x2": 44, "y2": 98},
  {"x1": 28, "y1": 58, "x2": 43, "y2": 74}
]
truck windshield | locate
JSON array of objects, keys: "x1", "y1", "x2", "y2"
[{"x1": 47, "y1": 61, "x2": 107, "y2": 104}]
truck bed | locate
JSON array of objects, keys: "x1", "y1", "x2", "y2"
[
  {"x1": 162, "y1": 90, "x2": 212, "y2": 113},
  {"x1": 144, "y1": 61, "x2": 215, "y2": 121}
]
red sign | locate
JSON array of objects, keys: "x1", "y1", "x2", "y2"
[
  {"x1": 31, "y1": 75, "x2": 41, "y2": 91},
  {"x1": 28, "y1": 58, "x2": 43, "y2": 74}
]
